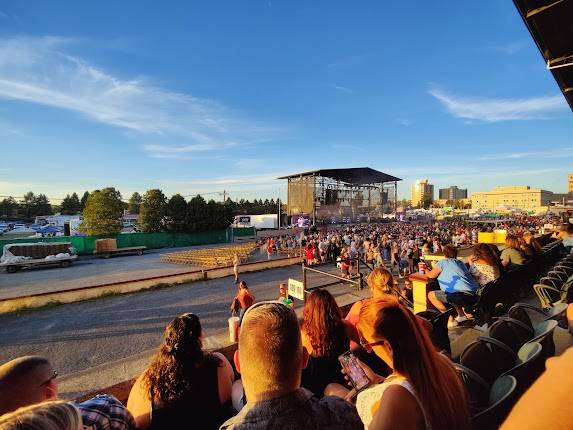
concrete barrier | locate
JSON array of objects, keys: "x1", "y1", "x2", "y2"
[{"x1": 0, "y1": 256, "x2": 303, "y2": 315}]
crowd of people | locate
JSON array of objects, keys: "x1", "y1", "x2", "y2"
[{"x1": 1, "y1": 216, "x2": 572, "y2": 429}]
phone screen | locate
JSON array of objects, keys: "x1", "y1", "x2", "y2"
[{"x1": 338, "y1": 351, "x2": 370, "y2": 391}]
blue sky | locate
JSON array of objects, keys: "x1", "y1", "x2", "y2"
[{"x1": 0, "y1": 0, "x2": 571, "y2": 203}]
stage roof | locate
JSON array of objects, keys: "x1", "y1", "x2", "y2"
[
  {"x1": 513, "y1": 0, "x2": 573, "y2": 111},
  {"x1": 277, "y1": 167, "x2": 401, "y2": 184}
]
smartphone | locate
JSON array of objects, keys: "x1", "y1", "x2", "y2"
[{"x1": 338, "y1": 351, "x2": 370, "y2": 391}]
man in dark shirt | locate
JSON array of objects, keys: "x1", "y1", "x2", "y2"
[{"x1": 220, "y1": 301, "x2": 362, "y2": 430}]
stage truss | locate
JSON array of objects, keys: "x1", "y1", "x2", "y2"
[{"x1": 284, "y1": 171, "x2": 399, "y2": 224}]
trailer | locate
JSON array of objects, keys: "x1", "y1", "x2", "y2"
[
  {"x1": 2, "y1": 255, "x2": 78, "y2": 273},
  {"x1": 0, "y1": 242, "x2": 77, "y2": 273},
  {"x1": 93, "y1": 238, "x2": 146, "y2": 258}
]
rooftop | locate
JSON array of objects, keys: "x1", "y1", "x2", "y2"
[
  {"x1": 277, "y1": 167, "x2": 401, "y2": 185},
  {"x1": 513, "y1": 0, "x2": 573, "y2": 110}
]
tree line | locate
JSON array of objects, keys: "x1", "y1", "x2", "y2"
[
  {"x1": 0, "y1": 191, "x2": 90, "y2": 219},
  {"x1": 0, "y1": 189, "x2": 282, "y2": 234},
  {"x1": 81, "y1": 188, "x2": 234, "y2": 235}
]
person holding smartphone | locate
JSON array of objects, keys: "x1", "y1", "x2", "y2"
[{"x1": 326, "y1": 298, "x2": 469, "y2": 430}]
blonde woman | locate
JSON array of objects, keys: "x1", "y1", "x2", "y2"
[
  {"x1": 0, "y1": 400, "x2": 82, "y2": 430},
  {"x1": 345, "y1": 268, "x2": 394, "y2": 327}
]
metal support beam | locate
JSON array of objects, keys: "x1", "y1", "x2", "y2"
[
  {"x1": 526, "y1": 0, "x2": 564, "y2": 18},
  {"x1": 547, "y1": 54, "x2": 573, "y2": 70}
]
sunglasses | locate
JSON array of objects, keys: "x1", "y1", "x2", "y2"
[
  {"x1": 358, "y1": 330, "x2": 387, "y2": 353},
  {"x1": 240, "y1": 300, "x2": 295, "y2": 323},
  {"x1": 40, "y1": 370, "x2": 58, "y2": 387}
]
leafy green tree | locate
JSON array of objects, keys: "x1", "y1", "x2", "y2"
[
  {"x1": 187, "y1": 195, "x2": 209, "y2": 231},
  {"x1": 139, "y1": 189, "x2": 167, "y2": 232},
  {"x1": 165, "y1": 194, "x2": 188, "y2": 232},
  {"x1": 61, "y1": 193, "x2": 81, "y2": 214},
  {"x1": 80, "y1": 188, "x2": 124, "y2": 235},
  {"x1": 209, "y1": 200, "x2": 234, "y2": 230},
  {"x1": 128, "y1": 192, "x2": 142, "y2": 215},
  {"x1": 80, "y1": 191, "x2": 90, "y2": 211}
]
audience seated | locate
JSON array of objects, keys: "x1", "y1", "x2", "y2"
[
  {"x1": 468, "y1": 243, "x2": 501, "y2": 287},
  {"x1": 501, "y1": 345, "x2": 573, "y2": 429},
  {"x1": 0, "y1": 400, "x2": 82, "y2": 430},
  {"x1": 500, "y1": 234, "x2": 527, "y2": 269},
  {"x1": 300, "y1": 289, "x2": 358, "y2": 397},
  {"x1": 222, "y1": 301, "x2": 362, "y2": 429},
  {"x1": 426, "y1": 245, "x2": 479, "y2": 327},
  {"x1": 0, "y1": 356, "x2": 135, "y2": 429},
  {"x1": 0, "y1": 356, "x2": 58, "y2": 416},
  {"x1": 326, "y1": 298, "x2": 470, "y2": 430},
  {"x1": 127, "y1": 313, "x2": 234, "y2": 430},
  {"x1": 345, "y1": 268, "x2": 395, "y2": 327}
]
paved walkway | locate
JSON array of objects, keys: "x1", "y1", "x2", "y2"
[{"x1": 0, "y1": 243, "x2": 288, "y2": 300}]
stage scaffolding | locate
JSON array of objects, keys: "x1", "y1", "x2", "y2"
[{"x1": 278, "y1": 168, "x2": 401, "y2": 225}]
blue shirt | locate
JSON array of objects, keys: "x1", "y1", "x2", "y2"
[{"x1": 435, "y1": 258, "x2": 479, "y2": 294}]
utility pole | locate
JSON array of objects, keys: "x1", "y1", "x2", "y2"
[{"x1": 277, "y1": 191, "x2": 281, "y2": 229}]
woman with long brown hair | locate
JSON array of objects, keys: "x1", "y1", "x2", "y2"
[
  {"x1": 469, "y1": 243, "x2": 501, "y2": 287},
  {"x1": 300, "y1": 289, "x2": 358, "y2": 397},
  {"x1": 327, "y1": 298, "x2": 470, "y2": 429},
  {"x1": 127, "y1": 313, "x2": 234, "y2": 430}
]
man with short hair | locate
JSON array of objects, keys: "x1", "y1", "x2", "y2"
[
  {"x1": 221, "y1": 302, "x2": 362, "y2": 429},
  {"x1": 0, "y1": 355, "x2": 58, "y2": 415},
  {"x1": 0, "y1": 355, "x2": 135, "y2": 429}
]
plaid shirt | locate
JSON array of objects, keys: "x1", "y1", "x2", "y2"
[{"x1": 75, "y1": 394, "x2": 136, "y2": 430}]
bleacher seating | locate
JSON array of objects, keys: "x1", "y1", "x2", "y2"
[{"x1": 160, "y1": 242, "x2": 258, "y2": 267}]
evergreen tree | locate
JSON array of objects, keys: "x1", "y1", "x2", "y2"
[
  {"x1": 61, "y1": 193, "x2": 81, "y2": 215},
  {"x1": 128, "y1": 192, "x2": 142, "y2": 214},
  {"x1": 165, "y1": 194, "x2": 188, "y2": 232},
  {"x1": 0, "y1": 197, "x2": 18, "y2": 218},
  {"x1": 187, "y1": 195, "x2": 209, "y2": 231},
  {"x1": 80, "y1": 191, "x2": 90, "y2": 211}
]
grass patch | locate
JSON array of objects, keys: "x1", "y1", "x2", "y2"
[{"x1": 8, "y1": 299, "x2": 63, "y2": 314}]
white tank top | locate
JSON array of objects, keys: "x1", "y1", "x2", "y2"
[{"x1": 356, "y1": 375, "x2": 430, "y2": 429}]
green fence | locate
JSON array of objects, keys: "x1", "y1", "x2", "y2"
[
  {"x1": 232, "y1": 227, "x2": 256, "y2": 237},
  {"x1": 0, "y1": 230, "x2": 230, "y2": 256}
]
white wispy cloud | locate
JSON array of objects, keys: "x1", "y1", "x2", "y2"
[
  {"x1": 333, "y1": 144, "x2": 360, "y2": 150},
  {"x1": 234, "y1": 158, "x2": 267, "y2": 169},
  {"x1": 396, "y1": 118, "x2": 412, "y2": 126},
  {"x1": 429, "y1": 88, "x2": 567, "y2": 121},
  {"x1": 0, "y1": 36, "x2": 280, "y2": 155},
  {"x1": 478, "y1": 147, "x2": 573, "y2": 161},
  {"x1": 329, "y1": 84, "x2": 354, "y2": 94},
  {"x1": 493, "y1": 40, "x2": 529, "y2": 55}
]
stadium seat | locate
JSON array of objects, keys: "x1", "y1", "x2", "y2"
[
  {"x1": 499, "y1": 342, "x2": 543, "y2": 397},
  {"x1": 488, "y1": 319, "x2": 532, "y2": 354},
  {"x1": 459, "y1": 337, "x2": 515, "y2": 385},
  {"x1": 471, "y1": 375, "x2": 517, "y2": 430},
  {"x1": 454, "y1": 363, "x2": 490, "y2": 416}
]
